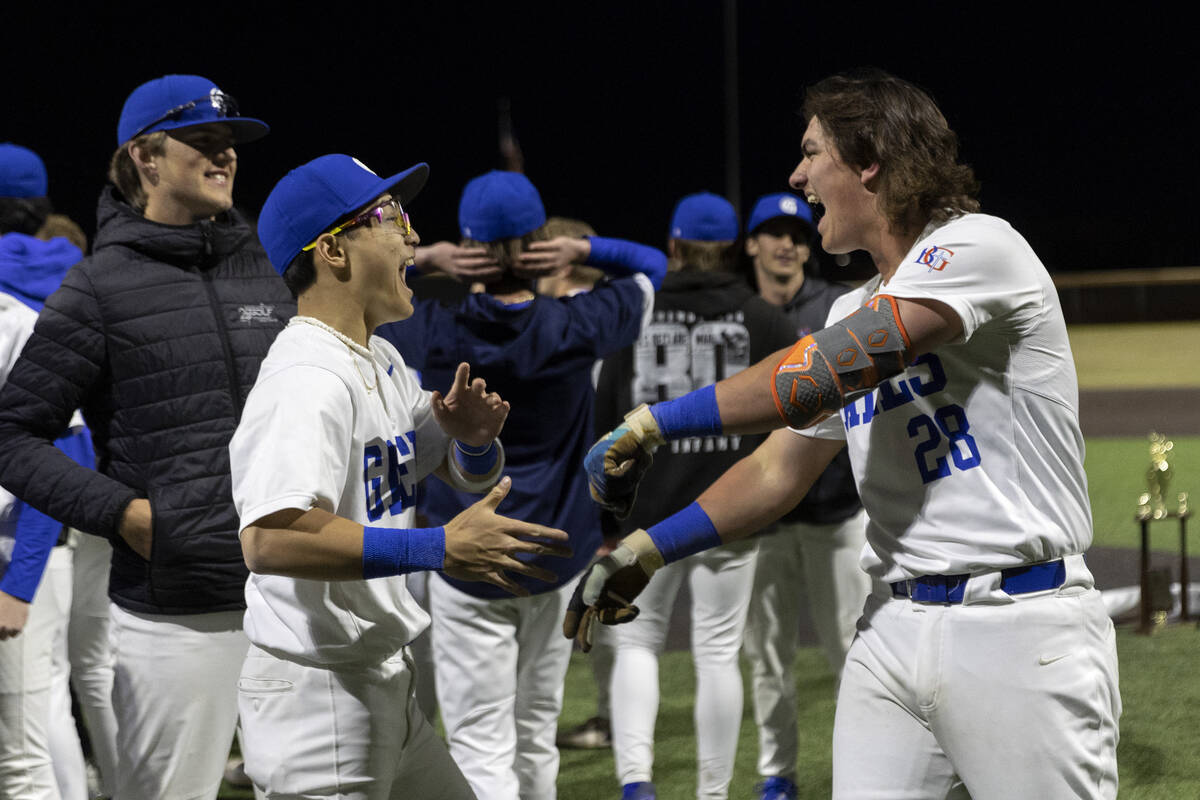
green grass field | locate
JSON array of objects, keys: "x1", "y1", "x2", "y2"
[
  {"x1": 219, "y1": 625, "x2": 1200, "y2": 798},
  {"x1": 555, "y1": 625, "x2": 1200, "y2": 800}
]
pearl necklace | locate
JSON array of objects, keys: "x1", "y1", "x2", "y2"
[{"x1": 290, "y1": 315, "x2": 378, "y2": 393}]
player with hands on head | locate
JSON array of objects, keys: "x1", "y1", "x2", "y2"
[
  {"x1": 377, "y1": 169, "x2": 662, "y2": 800},
  {"x1": 406, "y1": 227, "x2": 597, "y2": 295},
  {"x1": 570, "y1": 68, "x2": 1120, "y2": 800},
  {"x1": 231, "y1": 154, "x2": 570, "y2": 799}
]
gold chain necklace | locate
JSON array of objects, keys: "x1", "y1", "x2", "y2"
[{"x1": 290, "y1": 316, "x2": 378, "y2": 393}]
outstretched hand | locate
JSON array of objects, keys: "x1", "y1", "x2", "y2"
[
  {"x1": 562, "y1": 534, "x2": 656, "y2": 651},
  {"x1": 516, "y1": 237, "x2": 591, "y2": 279},
  {"x1": 432, "y1": 363, "x2": 510, "y2": 448},
  {"x1": 443, "y1": 476, "x2": 573, "y2": 596}
]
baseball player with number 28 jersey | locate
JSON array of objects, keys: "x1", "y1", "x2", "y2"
[
  {"x1": 805, "y1": 212, "x2": 1118, "y2": 798},
  {"x1": 571, "y1": 70, "x2": 1120, "y2": 800}
]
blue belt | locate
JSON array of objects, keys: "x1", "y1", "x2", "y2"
[{"x1": 890, "y1": 560, "x2": 1066, "y2": 604}]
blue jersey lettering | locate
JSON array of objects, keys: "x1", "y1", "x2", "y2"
[
  {"x1": 363, "y1": 431, "x2": 418, "y2": 520},
  {"x1": 908, "y1": 353, "x2": 947, "y2": 397}
]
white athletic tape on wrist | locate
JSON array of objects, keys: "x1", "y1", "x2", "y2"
[
  {"x1": 624, "y1": 404, "x2": 666, "y2": 450},
  {"x1": 444, "y1": 438, "x2": 506, "y2": 493},
  {"x1": 580, "y1": 529, "x2": 663, "y2": 606}
]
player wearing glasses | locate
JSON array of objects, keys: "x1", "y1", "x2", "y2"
[
  {"x1": 229, "y1": 154, "x2": 572, "y2": 798},
  {"x1": 0, "y1": 74, "x2": 294, "y2": 799}
]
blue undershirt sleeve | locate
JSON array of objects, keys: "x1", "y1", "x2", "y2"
[
  {"x1": 0, "y1": 502, "x2": 61, "y2": 602},
  {"x1": 585, "y1": 236, "x2": 667, "y2": 290}
]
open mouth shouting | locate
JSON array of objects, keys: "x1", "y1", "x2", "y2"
[{"x1": 805, "y1": 191, "x2": 825, "y2": 226}]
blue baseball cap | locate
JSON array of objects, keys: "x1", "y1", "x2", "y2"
[
  {"x1": 0, "y1": 143, "x2": 48, "y2": 198},
  {"x1": 669, "y1": 192, "x2": 738, "y2": 241},
  {"x1": 117, "y1": 74, "x2": 269, "y2": 145},
  {"x1": 258, "y1": 154, "x2": 429, "y2": 275},
  {"x1": 458, "y1": 170, "x2": 546, "y2": 242},
  {"x1": 746, "y1": 192, "x2": 814, "y2": 235}
]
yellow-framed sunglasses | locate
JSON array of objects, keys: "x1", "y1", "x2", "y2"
[{"x1": 302, "y1": 198, "x2": 412, "y2": 252}]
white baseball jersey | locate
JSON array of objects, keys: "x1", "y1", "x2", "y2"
[
  {"x1": 804, "y1": 213, "x2": 1091, "y2": 582},
  {"x1": 229, "y1": 318, "x2": 448, "y2": 668}
]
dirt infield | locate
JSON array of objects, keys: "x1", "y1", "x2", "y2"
[{"x1": 1081, "y1": 388, "x2": 1200, "y2": 437}]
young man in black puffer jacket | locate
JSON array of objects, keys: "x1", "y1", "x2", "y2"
[{"x1": 0, "y1": 74, "x2": 294, "y2": 800}]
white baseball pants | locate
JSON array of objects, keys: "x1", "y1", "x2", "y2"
[
  {"x1": 0, "y1": 546, "x2": 83, "y2": 800},
  {"x1": 832, "y1": 554, "x2": 1120, "y2": 799},
  {"x1": 404, "y1": 569, "x2": 438, "y2": 723},
  {"x1": 237, "y1": 644, "x2": 474, "y2": 799},
  {"x1": 108, "y1": 605, "x2": 245, "y2": 800},
  {"x1": 610, "y1": 539, "x2": 757, "y2": 799},
  {"x1": 430, "y1": 575, "x2": 577, "y2": 800},
  {"x1": 742, "y1": 511, "x2": 876, "y2": 779},
  {"x1": 67, "y1": 533, "x2": 118, "y2": 795}
]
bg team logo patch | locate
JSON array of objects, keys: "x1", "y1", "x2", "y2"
[{"x1": 915, "y1": 245, "x2": 954, "y2": 271}]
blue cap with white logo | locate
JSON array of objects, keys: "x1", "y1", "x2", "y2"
[
  {"x1": 746, "y1": 192, "x2": 813, "y2": 235},
  {"x1": 258, "y1": 154, "x2": 429, "y2": 275},
  {"x1": 669, "y1": 192, "x2": 739, "y2": 241},
  {"x1": 0, "y1": 143, "x2": 48, "y2": 198},
  {"x1": 117, "y1": 74, "x2": 269, "y2": 145},
  {"x1": 458, "y1": 170, "x2": 546, "y2": 242}
]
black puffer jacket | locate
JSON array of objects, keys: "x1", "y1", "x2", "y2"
[{"x1": 0, "y1": 188, "x2": 294, "y2": 614}]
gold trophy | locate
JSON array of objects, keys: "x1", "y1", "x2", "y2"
[
  {"x1": 1136, "y1": 432, "x2": 1193, "y2": 633},
  {"x1": 1138, "y1": 432, "x2": 1176, "y2": 521}
]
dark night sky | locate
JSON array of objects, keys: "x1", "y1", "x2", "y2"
[{"x1": 4, "y1": 4, "x2": 1196, "y2": 273}]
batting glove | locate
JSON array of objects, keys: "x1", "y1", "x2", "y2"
[
  {"x1": 584, "y1": 404, "x2": 665, "y2": 519},
  {"x1": 563, "y1": 529, "x2": 665, "y2": 652}
]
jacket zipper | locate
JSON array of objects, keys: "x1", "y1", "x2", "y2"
[{"x1": 200, "y1": 263, "x2": 245, "y2": 422}]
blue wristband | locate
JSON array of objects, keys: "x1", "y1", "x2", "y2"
[
  {"x1": 646, "y1": 502, "x2": 722, "y2": 564},
  {"x1": 453, "y1": 440, "x2": 499, "y2": 476},
  {"x1": 362, "y1": 526, "x2": 446, "y2": 579},
  {"x1": 648, "y1": 384, "x2": 722, "y2": 440}
]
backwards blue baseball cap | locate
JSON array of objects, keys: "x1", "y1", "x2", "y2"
[
  {"x1": 746, "y1": 192, "x2": 814, "y2": 235},
  {"x1": 458, "y1": 170, "x2": 546, "y2": 242},
  {"x1": 669, "y1": 192, "x2": 739, "y2": 241},
  {"x1": 0, "y1": 143, "x2": 48, "y2": 198},
  {"x1": 117, "y1": 74, "x2": 269, "y2": 145},
  {"x1": 258, "y1": 154, "x2": 429, "y2": 275}
]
